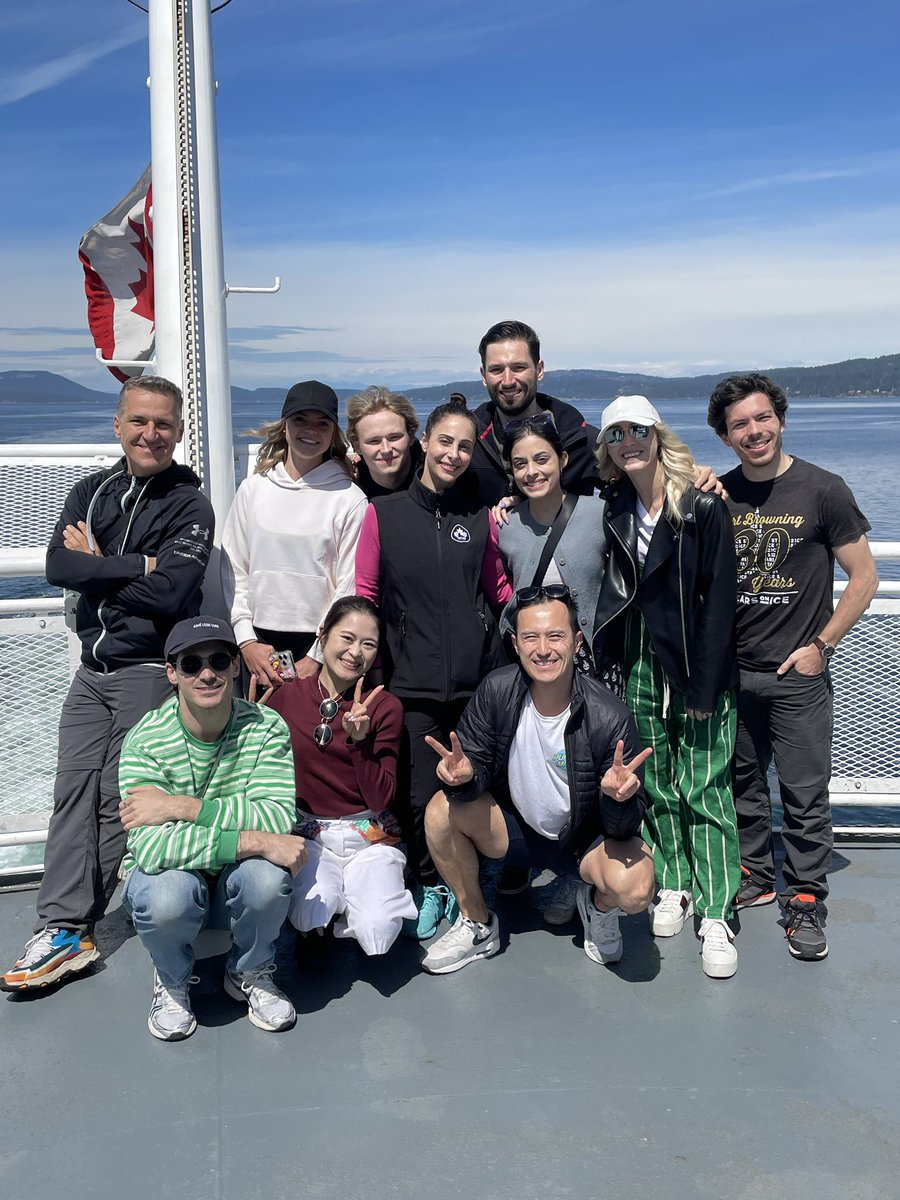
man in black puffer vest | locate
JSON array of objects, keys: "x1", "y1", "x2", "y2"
[{"x1": 421, "y1": 587, "x2": 655, "y2": 975}]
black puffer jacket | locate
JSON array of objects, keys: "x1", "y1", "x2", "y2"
[
  {"x1": 448, "y1": 664, "x2": 645, "y2": 860},
  {"x1": 468, "y1": 393, "x2": 602, "y2": 506},
  {"x1": 46, "y1": 459, "x2": 214, "y2": 671},
  {"x1": 592, "y1": 482, "x2": 738, "y2": 713}
]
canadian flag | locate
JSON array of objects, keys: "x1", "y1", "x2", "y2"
[{"x1": 78, "y1": 166, "x2": 155, "y2": 383}]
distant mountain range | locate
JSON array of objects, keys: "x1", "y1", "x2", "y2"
[{"x1": 1, "y1": 352, "x2": 898, "y2": 411}]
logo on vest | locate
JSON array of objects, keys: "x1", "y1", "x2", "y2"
[{"x1": 449, "y1": 524, "x2": 470, "y2": 543}]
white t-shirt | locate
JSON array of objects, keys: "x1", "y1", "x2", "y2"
[
  {"x1": 636, "y1": 497, "x2": 662, "y2": 567},
  {"x1": 507, "y1": 694, "x2": 571, "y2": 839}
]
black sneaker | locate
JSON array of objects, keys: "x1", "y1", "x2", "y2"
[
  {"x1": 734, "y1": 866, "x2": 777, "y2": 909},
  {"x1": 496, "y1": 865, "x2": 532, "y2": 895},
  {"x1": 781, "y1": 894, "x2": 828, "y2": 960}
]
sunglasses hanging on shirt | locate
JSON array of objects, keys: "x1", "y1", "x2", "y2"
[{"x1": 313, "y1": 696, "x2": 340, "y2": 747}]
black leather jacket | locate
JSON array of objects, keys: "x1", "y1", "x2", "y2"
[
  {"x1": 448, "y1": 664, "x2": 645, "y2": 860},
  {"x1": 592, "y1": 483, "x2": 738, "y2": 713}
]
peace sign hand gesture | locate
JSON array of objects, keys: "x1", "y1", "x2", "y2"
[
  {"x1": 424, "y1": 731, "x2": 475, "y2": 787},
  {"x1": 600, "y1": 739, "x2": 653, "y2": 803},
  {"x1": 342, "y1": 679, "x2": 384, "y2": 743}
]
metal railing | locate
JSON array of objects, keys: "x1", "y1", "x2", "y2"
[{"x1": 1, "y1": 445, "x2": 898, "y2": 882}]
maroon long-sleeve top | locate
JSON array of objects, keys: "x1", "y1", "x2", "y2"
[{"x1": 268, "y1": 672, "x2": 404, "y2": 818}]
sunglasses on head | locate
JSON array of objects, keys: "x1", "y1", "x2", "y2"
[
  {"x1": 175, "y1": 651, "x2": 236, "y2": 676},
  {"x1": 502, "y1": 410, "x2": 559, "y2": 451},
  {"x1": 313, "y1": 697, "x2": 340, "y2": 747},
  {"x1": 515, "y1": 583, "x2": 572, "y2": 605},
  {"x1": 603, "y1": 423, "x2": 652, "y2": 445}
]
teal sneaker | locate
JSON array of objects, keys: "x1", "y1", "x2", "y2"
[
  {"x1": 402, "y1": 884, "x2": 448, "y2": 941},
  {"x1": 443, "y1": 889, "x2": 460, "y2": 927}
]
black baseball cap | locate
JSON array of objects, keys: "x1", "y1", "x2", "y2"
[
  {"x1": 164, "y1": 616, "x2": 239, "y2": 661},
  {"x1": 281, "y1": 380, "x2": 339, "y2": 424}
]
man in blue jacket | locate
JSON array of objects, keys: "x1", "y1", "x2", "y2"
[
  {"x1": 2, "y1": 376, "x2": 215, "y2": 993},
  {"x1": 422, "y1": 587, "x2": 655, "y2": 974}
]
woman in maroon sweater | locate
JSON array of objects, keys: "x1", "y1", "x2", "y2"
[{"x1": 267, "y1": 595, "x2": 416, "y2": 954}]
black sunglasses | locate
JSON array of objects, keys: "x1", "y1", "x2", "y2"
[
  {"x1": 175, "y1": 651, "x2": 236, "y2": 676},
  {"x1": 502, "y1": 411, "x2": 559, "y2": 451},
  {"x1": 313, "y1": 697, "x2": 340, "y2": 747},
  {"x1": 515, "y1": 583, "x2": 572, "y2": 605}
]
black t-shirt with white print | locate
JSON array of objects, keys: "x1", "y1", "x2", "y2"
[{"x1": 720, "y1": 457, "x2": 870, "y2": 672}]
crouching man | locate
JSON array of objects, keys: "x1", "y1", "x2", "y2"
[
  {"x1": 119, "y1": 616, "x2": 306, "y2": 1041},
  {"x1": 422, "y1": 587, "x2": 655, "y2": 974}
]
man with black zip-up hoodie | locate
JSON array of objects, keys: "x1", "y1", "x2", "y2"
[
  {"x1": 466, "y1": 320, "x2": 602, "y2": 506},
  {"x1": 2, "y1": 377, "x2": 214, "y2": 993}
]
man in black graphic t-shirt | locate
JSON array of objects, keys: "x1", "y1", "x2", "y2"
[{"x1": 708, "y1": 374, "x2": 878, "y2": 962}]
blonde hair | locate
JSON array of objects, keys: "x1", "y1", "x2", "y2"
[
  {"x1": 595, "y1": 419, "x2": 695, "y2": 527},
  {"x1": 344, "y1": 386, "x2": 419, "y2": 449},
  {"x1": 247, "y1": 417, "x2": 351, "y2": 477}
]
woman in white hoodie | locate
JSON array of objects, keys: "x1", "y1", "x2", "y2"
[{"x1": 221, "y1": 380, "x2": 368, "y2": 689}]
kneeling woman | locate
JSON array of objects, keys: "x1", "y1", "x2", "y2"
[
  {"x1": 266, "y1": 596, "x2": 416, "y2": 955},
  {"x1": 593, "y1": 396, "x2": 741, "y2": 979}
]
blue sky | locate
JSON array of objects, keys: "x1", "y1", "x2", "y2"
[{"x1": 1, "y1": 0, "x2": 898, "y2": 391}]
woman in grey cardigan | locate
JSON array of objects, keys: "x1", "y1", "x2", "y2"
[{"x1": 497, "y1": 414, "x2": 607, "y2": 646}]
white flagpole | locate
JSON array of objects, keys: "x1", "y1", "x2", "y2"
[{"x1": 148, "y1": 0, "x2": 235, "y2": 531}]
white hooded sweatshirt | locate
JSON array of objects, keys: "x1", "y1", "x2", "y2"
[{"x1": 220, "y1": 458, "x2": 367, "y2": 649}]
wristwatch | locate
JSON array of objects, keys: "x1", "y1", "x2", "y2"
[{"x1": 813, "y1": 636, "x2": 836, "y2": 661}]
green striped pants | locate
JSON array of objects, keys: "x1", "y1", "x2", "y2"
[{"x1": 624, "y1": 610, "x2": 740, "y2": 920}]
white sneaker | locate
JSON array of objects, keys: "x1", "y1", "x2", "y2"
[
  {"x1": 649, "y1": 889, "x2": 694, "y2": 937},
  {"x1": 543, "y1": 873, "x2": 581, "y2": 925},
  {"x1": 422, "y1": 912, "x2": 500, "y2": 975},
  {"x1": 224, "y1": 964, "x2": 296, "y2": 1031},
  {"x1": 576, "y1": 883, "x2": 623, "y2": 964},
  {"x1": 148, "y1": 970, "x2": 197, "y2": 1041},
  {"x1": 699, "y1": 918, "x2": 738, "y2": 979}
]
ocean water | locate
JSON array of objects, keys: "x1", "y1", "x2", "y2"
[{"x1": 2, "y1": 393, "x2": 898, "y2": 578}]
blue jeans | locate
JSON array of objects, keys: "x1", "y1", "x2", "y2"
[{"x1": 123, "y1": 859, "x2": 293, "y2": 988}]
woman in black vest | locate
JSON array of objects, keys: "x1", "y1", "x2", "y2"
[{"x1": 355, "y1": 398, "x2": 511, "y2": 939}]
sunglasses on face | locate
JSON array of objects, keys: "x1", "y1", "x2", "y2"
[
  {"x1": 515, "y1": 583, "x2": 572, "y2": 605},
  {"x1": 603, "y1": 424, "x2": 652, "y2": 445},
  {"x1": 313, "y1": 697, "x2": 340, "y2": 747},
  {"x1": 175, "y1": 651, "x2": 236, "y2": 676}
]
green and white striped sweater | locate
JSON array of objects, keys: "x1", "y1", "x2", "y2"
[{"x1": 120, "y1": 695, "x2": 296, "y2": 875}]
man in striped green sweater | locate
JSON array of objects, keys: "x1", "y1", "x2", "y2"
[{"x1": 119, "y1": 615, "x2": 306, "y2": 1041}]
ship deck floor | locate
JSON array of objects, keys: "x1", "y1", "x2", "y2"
[{"x1": 2, "y1": 845, "x2": 898, "y2": 1200}]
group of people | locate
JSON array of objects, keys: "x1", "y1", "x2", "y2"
[{"x1": 1, "y1": 321, "x2": 879, "y2": 1043}]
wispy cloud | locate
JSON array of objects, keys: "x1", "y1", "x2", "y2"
[
  {"x1": 229, "y1": 348, "x2": 367, "y2": 363},
  {"x1": 0, "y1": 325, "x2": 86, "y2": 336},
  {"x1": 279, "y1": 0, "x2": 590, "y2": 68},
  {"x1": 0, "y1": 26, "x2": 144, "y2": 106},
  {"x1": 228, "y1": 325, "x2": 340, "y2": 340},
  {"x1": 692, "y1": 151, "x2": 900, "y2": 201}
]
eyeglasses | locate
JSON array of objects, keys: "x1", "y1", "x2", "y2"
[
  {"x1": 603, "y1": 424, "x2": 652, "y2": 445},
  {"x1": 515, "y1": 583, "x2": 572, "y2": 605},
  {"x1": 313, "y1": 697, "x2": 340, "y2": 747},
  {"x1": 175, "y1": 651, "x2": 236, "y2": 676}
]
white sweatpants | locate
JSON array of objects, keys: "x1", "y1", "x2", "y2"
[{"x1": 289, "y1": 818, "x2": 417, "y2": 956}]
